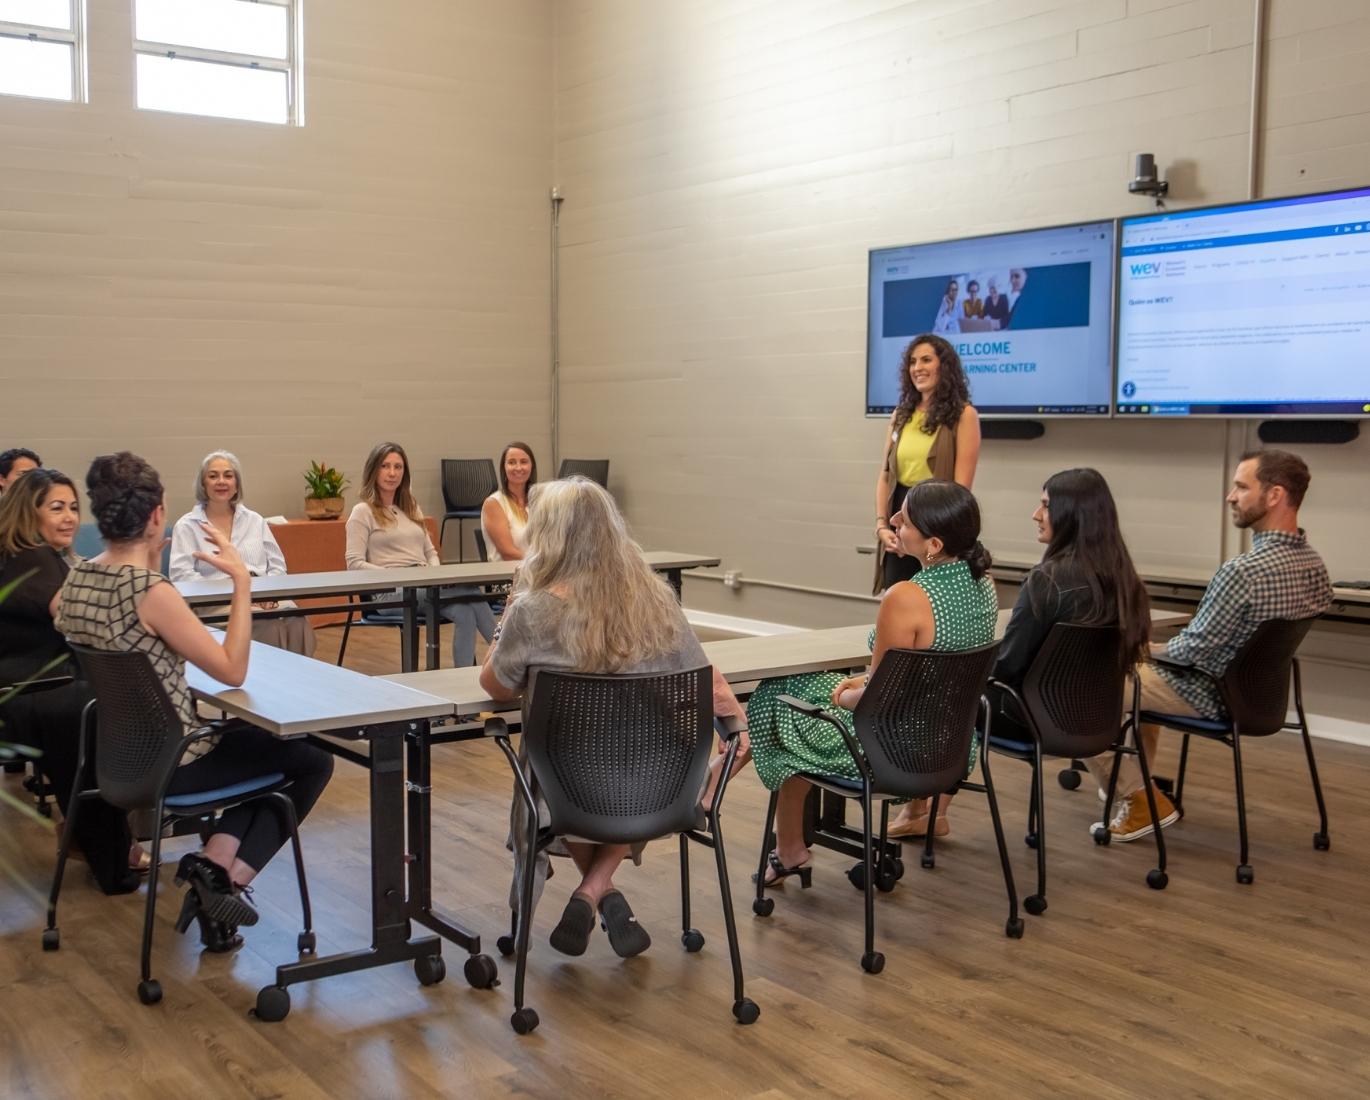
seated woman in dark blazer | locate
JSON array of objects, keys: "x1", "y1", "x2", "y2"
[
  {"x1": 991, "y1": 467, "x2": 1151, "y2": 737},
  {"x1": 0, "y1": 467, "x2": 141, "y2": 894}
]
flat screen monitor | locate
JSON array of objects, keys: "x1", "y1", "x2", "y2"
[
  {"x1": 866, "y1": 220, "x2": 1116, "y2": 417},
  {"x1": 1116, "y1": 186, "x2": 1370, "y2": 418}
]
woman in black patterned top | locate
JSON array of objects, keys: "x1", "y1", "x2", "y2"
[{"x1": 56, "y1": 453, "x2": 334, "y2": 952}]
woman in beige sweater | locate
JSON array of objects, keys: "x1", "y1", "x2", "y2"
[{"x1": 345, "y1": 442, "x2": 495, "y2": 666}]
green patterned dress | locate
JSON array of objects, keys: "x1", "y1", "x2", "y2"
[{"x1": 747, "y1": 560, "x2": 997, "y2": 791}]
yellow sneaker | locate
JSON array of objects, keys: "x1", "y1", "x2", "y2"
[{"x1": 1092, "y1": 785, "x2": 1179, "y2": 843}]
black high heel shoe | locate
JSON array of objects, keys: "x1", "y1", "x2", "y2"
[
  {"x1": 752, "y1": 853, "x2": 813, "y2": 888},
  {"x1": 174, "y1": 853, "x2": 259, "y2": 927},
  {"x1": 174, "y1": 892, "x2": 244, "y2": 953}
]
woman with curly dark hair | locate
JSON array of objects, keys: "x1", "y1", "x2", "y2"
[{"x1": 872, "y1": 333, "x2": 980, "y2": 592}]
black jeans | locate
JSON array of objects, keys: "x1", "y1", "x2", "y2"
[{"x1": 167, "y1": 722, "x2": 334, "y2": 872}]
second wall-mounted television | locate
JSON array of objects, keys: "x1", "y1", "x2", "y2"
[
  {"x1": 867, "y1": 220, "x2": 1116, "y2": 417},
  {"x1": 1116, "y1": 185, "x2": 1370, "y2": 418}
]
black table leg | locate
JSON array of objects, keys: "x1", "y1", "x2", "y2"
[
  {"x1": 401, "y1": 590, "x2": 418, "y2": 673},
  {"x1": 424, "y1": 586, "x2": 441, "y2": 671},
  {"x1": 256, "y1": 721, "x2": 441, "y2": 1017},
  {"x1": 804, "y1": 788, "x2": 902, "y2": 862},
  {"x1": 667, "y1": 568, "x2": 683, "y2": 601}
]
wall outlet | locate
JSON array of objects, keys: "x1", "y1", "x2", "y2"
[{"x1": 722, "y1": 570, "x2": 742, "y2": 589}]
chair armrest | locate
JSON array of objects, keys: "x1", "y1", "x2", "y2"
[
  {"x1": 714, "y1": 713, "x2": 747, "y2": 742},
  {"x1": 1149, "y1": 652, "x2": 1200, "y2": 674},
  {"x1": 777, "y1": 693, "x2": 822, "y2": 716},
  {"x1": 483, "y1": 716, "x2": 509, "y2": 739},
  {"x1": 777, "y1": 694, "x2": 872, "y2": 782}
]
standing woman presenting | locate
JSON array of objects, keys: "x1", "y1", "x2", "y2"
[{"x1": 874, "y1": 333, "x2": 981, "y2": 592}]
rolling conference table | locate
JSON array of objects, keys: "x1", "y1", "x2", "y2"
[{"x1": 176, "y1": 551, "x2": 720, "y2": 672}]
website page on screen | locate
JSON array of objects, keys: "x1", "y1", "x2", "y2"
[
  {"x1": 867, "y1": 221, "x2": 1114, "y2": 416},
  {"x1": 1117, "y1": 188, "x2": 1370, "y2": 416}
]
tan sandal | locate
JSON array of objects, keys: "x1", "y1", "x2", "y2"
[{"x1": 887, "y1": 813, "x2": 949, "y2": 839}]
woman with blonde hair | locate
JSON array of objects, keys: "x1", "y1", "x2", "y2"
[
  {"x1": 345, "y1": 441, "x2": 495, "y2": 666},
  {"x1": 169, "y1": 450, "x2": 315, "y2": 656},
  {"x1": 479, "y1": 476, "x2": 746, "y2": 958}
]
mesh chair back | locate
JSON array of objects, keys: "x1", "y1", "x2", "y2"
[
  {"x1": 1021, "y1": 624, "x2": 1127, "y2": 758},
  {"x1": 67, "y1": 644, "x2": 188, "y2": 811},
  {"x1": 557, "y1": 458, "x2": 609, "y2": 487},
  {"x1": 522, "y1": 667, "x2": 713, "y2": 844},
  {"x1": 1217, "y1": 617, "x2": 1316, "y2": 736},
  {"x1": 854, "y1": 643, "x2": 998, "y2": 800},
  {"x1": 441, "y1": 458, "x2": 497, "y2": 512}
]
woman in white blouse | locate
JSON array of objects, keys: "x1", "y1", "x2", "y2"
[
  {"x1": 169, "y1": 450, "x2": 315, "y2": 656},
  {"x1": 345, "y1": 441, "x2": 495, "y2": 667},
  {"x1": 479, "y1": 441, "x2": 536, "y2": 562}
]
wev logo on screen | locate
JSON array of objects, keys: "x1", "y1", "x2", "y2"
[{"x1": 1129, "y1": 262, "x2": 1162, "y2": 277}]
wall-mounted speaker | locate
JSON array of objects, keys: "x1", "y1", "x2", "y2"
[
  {"x1": 981, "y1": 420, "x2": 1046, "y2": 441},
  {"x1": 1256, "y1": 421, "x2": 1359, "y2": 445}
]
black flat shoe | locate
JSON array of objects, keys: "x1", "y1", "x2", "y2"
[
  {"x1": 549, "y1": 894, "x2": 596, "y2": 956},
  {"x1": 752, "y1": 853, "x2": 813, "y2": 888},
  {"x1": 174, "y1": 853, "x2": 259, "y2": 927},
  {"x1": 598, "y1": 891, "x2": 651, "y2": 958}
]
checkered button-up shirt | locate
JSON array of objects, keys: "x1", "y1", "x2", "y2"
[{"x1": 1157, "y1": 529, "x2": 1332, "y2": 719}]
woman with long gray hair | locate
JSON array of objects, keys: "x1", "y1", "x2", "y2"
[{"x1": 479, "y1": 476, "x2": 747, "y2": 959}]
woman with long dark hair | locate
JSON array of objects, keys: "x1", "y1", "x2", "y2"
[
  {"x1": 345, "y1": 441, "x2": 496, "y2": 666},
  {"x1": 749, "y1": 480, "x2": 997, "y2": 880},
  {"x1": 873, "y1": 334, "x2": 981, "y2": 593}
]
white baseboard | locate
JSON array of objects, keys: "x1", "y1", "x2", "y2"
[{"x1": 1304, "y1": 713, "x2": 1370, "y2": 748}]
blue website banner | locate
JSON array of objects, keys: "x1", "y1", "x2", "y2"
[{"x1": 1122, "y1": 222, "x2": 1370, "y2": 257}]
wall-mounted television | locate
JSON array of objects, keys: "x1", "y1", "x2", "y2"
[
  {"x1": 866, "y1": 220, "x2": 1116, "y2": 418},
  {"x1": 1116, "y1": 186, "x2": 1370, "y2": 418}
]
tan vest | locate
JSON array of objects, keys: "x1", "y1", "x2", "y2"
[{"x1": 874, "y1": 410, "x2": 960, "y2": 592}]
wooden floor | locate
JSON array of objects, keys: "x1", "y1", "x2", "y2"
[{"x1": 3, "y1": 622, "x2": 1369, "y2": 1099}]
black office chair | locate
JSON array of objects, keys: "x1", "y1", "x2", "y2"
[
  {"x1": 470, "y1": 530, "x2": 509, "y2": 614},
  {"x1": 492, "y1": 667, "x2": 756, "y2": 1035},
  {"x1": 557, "y1": 458, "x2": 609, "y2": 487},
  {"x1": 335, "y1": 591, "x2": 405, "y2": 668},
  {"x1": 755, "y1": 643, "x2": 1021, "y2": 975},
  {"x1": 1143, "y1": 617, "x2": 1326, "y2": 885},
  {"x1": 43, "y1": 646, "x2": 314, "y2": 1006},
  {"x1": 988, "y1": 625, "x2": 1168, "y2": 914},
  {"x1": 439, "y1": 458, "x2": 497, "y2": 562},
  {"x1": 1, "y1": 672, "x2": 72, "y2": 817}
]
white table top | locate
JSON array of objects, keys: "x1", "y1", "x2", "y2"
[
  {"x1": 187, "y1": 640, "x2": 452, "y2": 738},
  {"x1": 175, "y1": 549, "x2": 720, "y2": 606},
  {"x1": 383, "y1": 607, "x2": 1193, "y2": 716}
]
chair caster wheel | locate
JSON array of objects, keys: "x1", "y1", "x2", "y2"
[
  {"x1": 254, "y1": 985, "x2": 290, "y2": 1022},
  {"x1": 847, "y1": 863, "x2": 866, "y2": 891},
  {"x1": 682, "y1": 929, "x2": 705, "y2": 953},
  {"x1": 752, "y1": 896, "x2": 774, "y2": 918},
  {"x1": 1005, "y1": 917, "x2": 1025, "y2": 939},
  {"x1": 510, "y1": 1006, "x2": 540, "y2": 1035},
  {"x1": 1313, "y1": 832, "x2": 1330, "y2": 851},
  {"x1": 464, "y1": 953, "x2": 498, "y2": 989},
  {"x1": 415, "y1": 954, "x2": 446, "y2": 986},
  {"x1": 297, "y1": 931, "x2": 316, "y2": 955},
  {"x1": 1024, "y1": 833, "x2": 1038, "y2": 850},
  {"x1": 860, "y1": 951, "x2": 885, "y2": 974},
  {"x1": 875, "y1": 857, "x2": 898, "y2": 893},
  {"x1": 41, "y1": 928, "x2": 59, "y2": 951},
  {"x1": 1146, "y1": 869, "x2": 1169, "y2": 890},
  {"x1": 1058, "y1": 769, "x2": 1082, "y2": 791},
  {"x1": 1236, "y1": 864, "x2": 1254, "y2": 885},
  {"x1": 496, "y1": 934, "x2": 516, "y2": 957},
  {"x1": 732, "y1": 998, "x2": 760, "y2": 1025},
  {"x1": 920, "y1": 853, "x2": 935, "y2": 870},
  {"x1": 893, "y1": 858, "x2": 905, "y2": 880},
  {"x1": 1092, "y1": 826, "x2": 1111, "y2": 846},
  {"x1": 36, "y1": 802, "x2": 52, "y2": 818},
  {"x1": 1024, "y1": 894, "x2": 1047, "y2": 916},
  {"x1": 137, "y1": 979, "x2": 162, "y2": 1006}
]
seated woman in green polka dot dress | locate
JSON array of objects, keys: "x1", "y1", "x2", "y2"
[{"x1": 747, "y1": 480, "x2": 997, "y2": 884}]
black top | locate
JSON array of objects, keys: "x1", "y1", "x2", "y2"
[
  {"x1": 0, "y1": 544, "x2": 73, "y2": 684},
  {"x1": 993, "y1": 560, "x2": 1103, "y2": 688}
]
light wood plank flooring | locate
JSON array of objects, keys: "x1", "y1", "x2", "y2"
[{"x1": 2, "y1": 622, "x2": 1368, "y2": 1099}]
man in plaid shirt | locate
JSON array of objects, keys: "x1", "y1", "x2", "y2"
[{"x1": 1090, "y1": 449, "x2": 1333, "y2": 842}]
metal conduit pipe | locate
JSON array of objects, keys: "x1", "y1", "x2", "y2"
[{"x1": 691, "y1": 570, "x2": 881, "y2": 604}]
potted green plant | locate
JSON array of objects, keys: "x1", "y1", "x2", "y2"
[{"x1": 303, "y1": 460, "x2": 349, "y2": 520}]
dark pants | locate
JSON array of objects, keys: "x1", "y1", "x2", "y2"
[
  {"x1": 167, "y1": 722, "x2": 334, "y2": 872},
  {"x1": 2, "y1": 682, "x2": 137, "y2": 895},
  {"x1": 879, "y1": 482, "x2": 924, "y2": 592}
]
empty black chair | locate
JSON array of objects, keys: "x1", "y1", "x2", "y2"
[
  {"x1": 988, "y1": 624, "x2": 1168, "y2": 913},
  {"x1": 754, "y1": 643, "x2": 1021, "y2": 975},
  {"x1": 1144, "y1": 617, "x2": 1326, "y2": 885},
  {"x1": 335, "y1": 592, "x2": 406, "y2": 668},
  {"x1": 493, "y1": 667, "x2": 756, "y2": 1035},
  {"x1": 439, "y1": 458, "x2": 497, "y2": 561},
  {"x1": 557, "y1": 458, "x2": 609, "y2": 487},
  {"x1": 43, "y1": 646, "x2": 314, "y2": 1006}
]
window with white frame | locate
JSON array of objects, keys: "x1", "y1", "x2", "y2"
[
  {"x1": 133, "y1": 0, "x2": 301, "y2": 125},
  {"x1": 0, "y1": 0, "x2": 85, "y2": 103}
]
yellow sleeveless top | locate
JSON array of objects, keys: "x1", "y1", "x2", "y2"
[{"x1": 895, "y1": 410, "x2": 935, "y2": 486}]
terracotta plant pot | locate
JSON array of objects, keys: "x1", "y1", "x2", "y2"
[{"x1": 304, "y1": 496, "x2": 344, "y2": 520}]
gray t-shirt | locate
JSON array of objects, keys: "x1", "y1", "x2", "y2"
[{"x1": 488, "y1": 589, "x2": 708, "y2": 695}]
